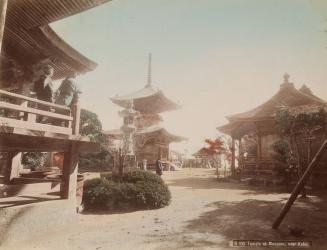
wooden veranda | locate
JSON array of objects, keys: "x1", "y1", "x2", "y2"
[{"x1": 0, "y1": 89, "x2": 99, "y2": 200}]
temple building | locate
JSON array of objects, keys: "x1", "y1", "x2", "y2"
[
  {"x1": 105, "y1": 54, "x2": 185, "y2": 167},
  {"x1": 0, "y1": 0, "x2": 111, "y2": 244},
  {"x1": 218, "y1": 73, "x2": 327, "y2": 186}
]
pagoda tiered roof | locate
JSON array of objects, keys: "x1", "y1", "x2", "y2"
[
  {"x1": 111, "y1": 85, "x2": 180, "y2": 114},
  {"x1": 104, "y1": 125, "x2": 186, "y2": 144}
]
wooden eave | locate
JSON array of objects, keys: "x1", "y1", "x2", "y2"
[
  {"x1": 2, "y1": 0, "x2": 111, "y2": 80},
  {"x1": 111, "y1": 88, "x2": 180, "y2": 114}
]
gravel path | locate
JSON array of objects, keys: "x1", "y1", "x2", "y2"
[{"x1": 4, "y1": 168, "x2": 327, "y2": 250}]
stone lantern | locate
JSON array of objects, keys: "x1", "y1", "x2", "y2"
[{"x1": 118, "y1": 100, "x2": 139, "y2": 173}]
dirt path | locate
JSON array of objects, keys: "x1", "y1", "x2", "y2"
[{"x1": 4, "y1": 169, "x2": 327, "y2": 250}]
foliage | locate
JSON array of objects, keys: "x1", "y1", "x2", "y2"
[
  {"x1": 80, "y1": 109, "x2": 103, "y2": 140},
  {"x1": 275, "y1": 106, "x2": 327, "y2": 171},
  {"x1": 270, "y1": 139, "x2": 290, "y2": 164},
  {"x1": 198, "y1": 138, "x2": 226, "y2": 156},
  {"x1": 275, "y1": 107, "x2": 327, "y2": 136},
  {"x1": 121, "y1": 169, "x2": 164, "y2": 185},
  {"x1": 83, "y1": 178, "x2": 113, "y2": 208},
  {"x1": 83, "y1": 170, "x2": 171, "y2": 211},
  {"x1": 79, "y1": 109, "x2": 113, "y2": 171},
  {"x1": 21, "y1": 152, "x2": 46, "y2": 170},
  {"x1": 195, "y1": 137, "x2": 227, "y2": 169}
]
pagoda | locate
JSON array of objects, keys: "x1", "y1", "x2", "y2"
[{"x1": 105, "y1": 54, "x2": 186, "y2": 167}]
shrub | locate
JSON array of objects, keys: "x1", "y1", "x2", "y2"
[
  {"x1": 123, "y1": 170, "x2": 164, "y2": 184},
  {"x1": 21, "y1": 152, "x2": 47, "y2": 170},
  {"x1": 135, "y1": 180, "x2": 171, "y2": 209},
  {"x1": 270, "y1": 139, "x2": 290, "y2": 164},
  {"x1": 83, "y1": 170, "x2": 171, "y2": 211},
  {"x1": 83, "y1": 178, "x2": 113, "y2": 209}
]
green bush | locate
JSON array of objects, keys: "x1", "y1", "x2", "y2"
[
  {"x1": 120, "y1": 169, "x2": 164, "y2": 184},
  {"x1": 83, "y1": 170, "x2": 171, "y2": 211},
  {"x1": 134, "y1": 180, "x2": 171, "y2": 209},
  {"x1": 21, "y1": 152, "x2": 46, "y2": 170},
  {"x1": 270, "y1": 139, "x2": 290, "y2": 164},
  {"x1": 83, "y1": 178, "x2": 113, "y2": 209}
]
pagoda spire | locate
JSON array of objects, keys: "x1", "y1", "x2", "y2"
[
  {"x1": 146, "y1": 53, "x2": 152, "y2": 88},
  {"x1": 280, "y1": 72, "x2": 294, "y2": 89}
]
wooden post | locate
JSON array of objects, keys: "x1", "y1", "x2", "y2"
[
  {"x1": 272, "y1": 139, "x2": 327, "y2": 229},
  {"x1": 238, "y1": 138, "x2": 243, "y2": 176},
  {"x1": 60, "y1": 143, "x2": 79, "y2": 201},
  {"x1": 71, "y1": 102, "x2": 81, "y2": 135},
  {"x1": 256, "y1": 133, "x2": 262, "y2": 173},
  {"x1": 3, "y1": 152, "x2": 19, "y2": 184},
  {"x1": 0, "y1": 0, "x2": 8, "y2": 53},
  {"x1": 231, "y1": 137, "x2": 236, "y2": 177}
]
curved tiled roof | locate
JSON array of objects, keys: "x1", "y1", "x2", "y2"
[
  {"x1": 2, "y1": 0, "x2": 111, "y2": 79},
  {"x1": 103, "y1": 125, "x2": 187, "y2": 143},
  {"x1": 111, "y1": 85, "x2": 180, "y2": 113},
  {"x1": 218, "y1": 75, "x2": 326, "y2": 136},
  {"x1": 227, "y1": 82, "x2": 325, "y2": 122}
]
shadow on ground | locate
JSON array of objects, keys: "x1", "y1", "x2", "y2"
[
  {"x1": 167, "y1": 174, "x2": 289, "y2": 196},
  {"x1": 0, "y1": 195, "x2": 60, "y2": 208},
  {"x1": 181, "y1": 197, "x2": 327, "y2": 249}
]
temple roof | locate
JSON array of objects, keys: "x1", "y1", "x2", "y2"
[
  {"x1": 227, "y1": 76, "x2": 325, "y2": 122},
  {"x1": 218, "y1": 74, "x2": 326, "y2": 135},
  {"x1": 111, "y1": 85, "x2": 180, "y2": 113},
  {"x1": 137, "y1": 126, "x2": 186, "y2": 143},
  {"x1": 103, "y1": 125, "x2": 186, "y2": 143},
  {"x1": 2, "y1": 0, "x2": 111, "y2": 80}
]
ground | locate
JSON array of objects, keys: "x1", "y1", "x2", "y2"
[{"x1": 3, "y1": 168, "x2": 327, "y2": 250}]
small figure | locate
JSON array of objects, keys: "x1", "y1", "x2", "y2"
[
  {"x1": 142, "y1": 159, "x2": 147, "y2": 171},
  {"x1": 155, "y1": 158, "x2": 163, "y2": 176},
  {"x1": 55, "y1": 72, "x2": 81, "y2": 107},
  {"x1": 33, "y1": 65, "x2": 54, "y2": 104}
]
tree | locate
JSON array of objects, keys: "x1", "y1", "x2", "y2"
[
  {"x1": 275, "y1": 106, "x2": 327, "y2": 168},
  {"x1": 275, "y1": 106, "x2": 327, "y2": 192},
  {"x1": 196, "y1": 137, "x2": 227, "y2": 176},
  {"x1": 79, "y1": 109, "x2": 113, "y2": 172}
]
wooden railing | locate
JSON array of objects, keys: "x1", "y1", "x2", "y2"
[
  {"x1": 242, "y1": 156, "x2": 279, "y2": 176},
  {"x1": 0, "y1": 89, "x2": 80, "y2": 136}
]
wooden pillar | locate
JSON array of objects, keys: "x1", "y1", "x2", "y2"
[
  {"x1": 71, "y1": 102, "x2": 81, "y2": 136},
  {"x1": 0, "y1": 0, "x2": 8, "y2": 53},
  {"x1": 3, "y1": 152, "x2": 19, "y2": 184},
  {"x1": 238, "y1": 138, "x2": 243, "y2": 176},
  {"x1": 231, "y1": 137, "x2": 236, "y2": 177},
  {"x1": 60, "y1": 143, "x2": 79, "y2": 200},
  {"x1": 256, "y1": 133, "x2": 262, "y2": 172}
]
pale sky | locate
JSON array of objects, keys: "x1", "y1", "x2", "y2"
[{"x1": 51, "y1": 0, "x2": 327, "y2": 155}]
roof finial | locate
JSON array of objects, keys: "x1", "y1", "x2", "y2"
[
  {"x1": 146, "y1": 53, "x2": 152, "y2": 88},
  {"x1": 283, "y1": 72, "x2": 290, "y2": 84}
]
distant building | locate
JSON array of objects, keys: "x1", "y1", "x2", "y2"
[
  {"x1": 218, "y1": 73, "x2": 327, "y2": 187},
  {"x1": 104, "y1": 54, "x2": 186, "y2": 166}
]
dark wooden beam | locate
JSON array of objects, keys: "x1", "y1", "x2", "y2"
[
  {"x1": 60, "y1": 143, "x2": 79, "y2": 200},
  {"x1": 231, "y1": 137, "x2": 236, "y2": 177},
  {"x1": 272, "y1": 139, "x2": 327, "y2": 229},
  {"x1": 0, "y1": 0, "x2": 8, "y2": 52},
  {"x1": 0, "y1": 133, "x2": 99, "y2": 153}
]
